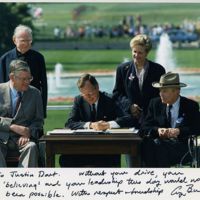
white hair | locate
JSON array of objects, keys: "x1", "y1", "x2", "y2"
[{"x1": 13, "y1": 24, "x2": 32, "y2": 39}]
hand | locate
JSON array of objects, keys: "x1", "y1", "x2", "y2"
[
  {"x1": 158, "y1": 128, "x2": 169, "y2": 139},
  {"x1": 158, "y1": 128, "x2": 180, "y2": 139},
  {"x1": 90, "y1": 121, "x2": 110, "y2": 131},
  {"x1": 168, "y1": 128, "x2": 180, "y2": 138},
  {"x1": 10, "y1": 124, "x2": 30, "y2": 138},
  {"x1": 17, "y1": 136, "x2": 30, "y2": 147},
  {"x1": 130, "y1": 104, "x2": 142, "y2": 118}
]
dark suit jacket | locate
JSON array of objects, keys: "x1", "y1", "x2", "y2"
[
  {"x1": 0, "y1": 48, "x2": 47, "y2": 117},
  {"x1": 66, "y1": 91, "x2": 134, "y2": 129},
  {"x1": 0, "y1": 82, "x2": 44, "y2": 143},
  {"x1": 140, "y1": 96, "x2": 200, "y2": 141},
  {"x1": 113, "y1": 60, "x2": 165, "y2": 117}
]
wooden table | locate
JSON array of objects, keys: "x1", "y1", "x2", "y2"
[{"x1": 40, "y1": 130, "x2": 142, "y2": 167}]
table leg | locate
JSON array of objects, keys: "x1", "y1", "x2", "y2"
[
  {"x1": 130, "y1": 144, "x2": 141, "y2": 167},
  {"x1": 45, "y1": 142, "x2": 55, "y2": 167}
]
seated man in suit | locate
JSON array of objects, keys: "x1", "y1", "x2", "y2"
[
  {"x1": 139, "y1": 72, "x2": 200, "y2": 167},
  {"x1": 59, "y1": 73, "x2": 135, "y2": 167},
  {"x1": 0, "y1": 59, "x2": 44, "y2": 167}
]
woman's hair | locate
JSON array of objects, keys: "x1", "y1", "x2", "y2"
[{"x1": 130, "y1": 34, "x2": 152, "y2": 53}]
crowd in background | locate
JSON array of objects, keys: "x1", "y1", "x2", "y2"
[{"x1": 53, "y1": 15, "x2": 200, "y2": 42}]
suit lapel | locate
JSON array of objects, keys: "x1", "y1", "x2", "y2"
[
  {"x1": 178, "y1": 97, "x2": 184, "y2": 117},
  {"x1": 96, "y1": 93, "x2": 102, "y2": 120},
  {"x1": 128, "y1": 62, "x2": 140, "y2": 92},
  {"x1": 160, "y1": 103, "x2": 169, "y2": 127},
  {"x1": 83, "y1": 100, "x2": 92, "y2": 120}
]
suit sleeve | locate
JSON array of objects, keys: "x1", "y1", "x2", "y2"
[
  {"x1": 178, "y1": 101, "x2": 200, "y2": 138},
  {"x1": 112, "y1": 65, "x2": 132, "y2": 112},
  {"x1": 65, "y1": 97, "x2": 87, "y2": 130},
  {"x1": 0, "y1": 117, "x2": 13, "y2": 132},
  {"x1": 114, "y1": 100, "x2": 136, "y2": 128},
  {"x1": 0, "y1": 55, "x2": 6, "y2": 83},
  {"x1": 28, "y1": 90, "x2": 44, "y2": 139},
  {"x1": 139, "y1": 100, "x2": 159, "y2": 138},
  {"x1": 39, "y1": 55, "x2": 48, "y2": 118}
]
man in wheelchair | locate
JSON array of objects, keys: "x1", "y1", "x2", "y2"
[{"x1": 139, "y1": 72, "x2": 200, "y2": 167}]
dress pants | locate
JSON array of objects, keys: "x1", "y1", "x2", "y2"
[
  {"x1": 141, "y1": 137, "x2": 188, "y2": 167},
  {"x1": 0, "y1": 138, "x2": 39, "y2": 167}
]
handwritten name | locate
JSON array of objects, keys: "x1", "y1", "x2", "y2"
[
  {"x1": 171, "y1": 184, "x2": 200, "y2": 198},
  {"x1": 9, "y1": 171, "x2": 34, "y2": 178}
]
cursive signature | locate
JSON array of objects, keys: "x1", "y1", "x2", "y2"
[{"x1": 171, "y1": 184, "x2": 200, "y2": 198}]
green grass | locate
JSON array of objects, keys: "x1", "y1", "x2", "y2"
[
  {"x1": 41, "y1": 49, "x2": 200, "y2": 72},
  {"x1": 31, "y1": 3, "x2": 200, "y2": 39},
  {"x1": 44, "y1": 110, "x2": 69, "y2": 133}
]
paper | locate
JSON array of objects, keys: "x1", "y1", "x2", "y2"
[
  {"x1": 74, "y1": 129, "x2": 104, "y2": 134},
  {"x1": 1, "y1": 168, "x2": 200, "y2": 200},
  {"x1": 47, "y1": 128, "x2": 139, "y2": 135},
  {"x1": 47, "y1": 129, "x2": 104, "y2": 135},
  {"x1": 106, "y1": 128, "x2": 139, "y2": 134},
  {"x1": 47, "y1": 129, "x2": 75, "y2": 135}
]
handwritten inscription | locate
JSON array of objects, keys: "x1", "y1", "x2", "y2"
[{"x1": 1, "y1": 168, "x2": 200, "y2": 199}]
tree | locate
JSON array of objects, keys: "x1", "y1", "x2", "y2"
[{"x1": 0, "y1": 3, "x2": 33, "y2": 54}]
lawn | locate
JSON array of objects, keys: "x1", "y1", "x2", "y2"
[
  {"x1": 41, "y1": 49, "x2": 200, "y2": 72},
  {"x1": 31, "y1": 3, "x2": 200, "y2": 39}
]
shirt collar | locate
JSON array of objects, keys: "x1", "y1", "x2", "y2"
[
  {"x1": 16, "y1": 48, "x2": 29, "y2": 57},
  {"x1": 134, "y1": 59, "x2": 149, "y2": 73},
  {"x1": 9, "y1": 81, "x2": 23, "y2": 96}
]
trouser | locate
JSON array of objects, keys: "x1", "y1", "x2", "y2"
[
  {"x1": 141, "y1": 137, "x2": 188, "y2": 167},
  {"x1": 0, "y1": 138, "x2": 39, "y2": 167}
]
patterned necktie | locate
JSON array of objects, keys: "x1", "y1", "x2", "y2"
[
  {"x1": 167, "y1": 105, "x2": 173, "y2": 127},
  {"x1": 91, "y1": 104, "x2": 96, "y2": 122},
  {"x1": 14, "y1": 91, "x2": 22, "y2": 115}
]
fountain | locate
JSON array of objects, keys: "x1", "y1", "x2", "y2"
[
  {"x1": 47, "y1": 38, "x2": 200, "y2": 99},
  {"x1": 155, "y1": 33, "x2": 176, "y2": 72},
  {"x1": 154, "y1": 33, "x2": 200, "y2": 98},
  {"x1": 55, "y1": 62, "x2": 63, "y2": 87}
]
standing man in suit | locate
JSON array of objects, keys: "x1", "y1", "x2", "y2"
[
  {"x1": 0, "y1": 59, "x2": 44, "y2": 167},
  {"x1": 113, "y1": 34, "x2": 165, "y2": 128},
  {"x1": 0, "y1": 24, "x2": 47, "y2": 118},
  {"x1": 60, "y1": 73, "x2": 134, "y2": 167},
  {"x1": 139, "y1": 72, "x2": 200, "y2": 167}
]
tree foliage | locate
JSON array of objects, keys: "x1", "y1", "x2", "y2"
[{"x1": 0, "y1": 3, "x2": 33, "y2": 54}]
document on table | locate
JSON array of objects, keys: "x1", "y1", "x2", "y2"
[
  {"x1": 47, "y1": 129, "x2": 104, "y2": 135},
  {"x1": 105, "y1": 127, "x2": 139, "y2": 134},
  {"x1": 47, "y1": 128, "x2": 138, "y2": 135},
  {"x1": 47, "y1": 129, "x2": 75, "y2": 135},
  {"x1": 74, "y1": 129, "x2": 104, "y2": 134}
]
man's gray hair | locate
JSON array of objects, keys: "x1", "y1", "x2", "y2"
[
  {"x1": 9, "y1": 59, "x2": 30, "y2": 75},
  {"x1": 13, "y1": 24, "x2": 32, "y2": 39}
]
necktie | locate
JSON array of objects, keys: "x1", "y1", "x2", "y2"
[
  {"x1": 91, "y1": 104, "x2": 96, "y2": 122},
  {"x1": 167, "y1": 105, "x2": 173, "y2": 127},
  {"x1": 14, "y1": 91, "x2": 22, "y2": 115}
]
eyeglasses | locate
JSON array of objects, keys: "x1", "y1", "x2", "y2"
[
  {"x1": 16, "y1": 38, "x2": 32, "y2": 44},
  {"x1": 15, "y1": 76, "x2": 33, "y2": 82}
]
